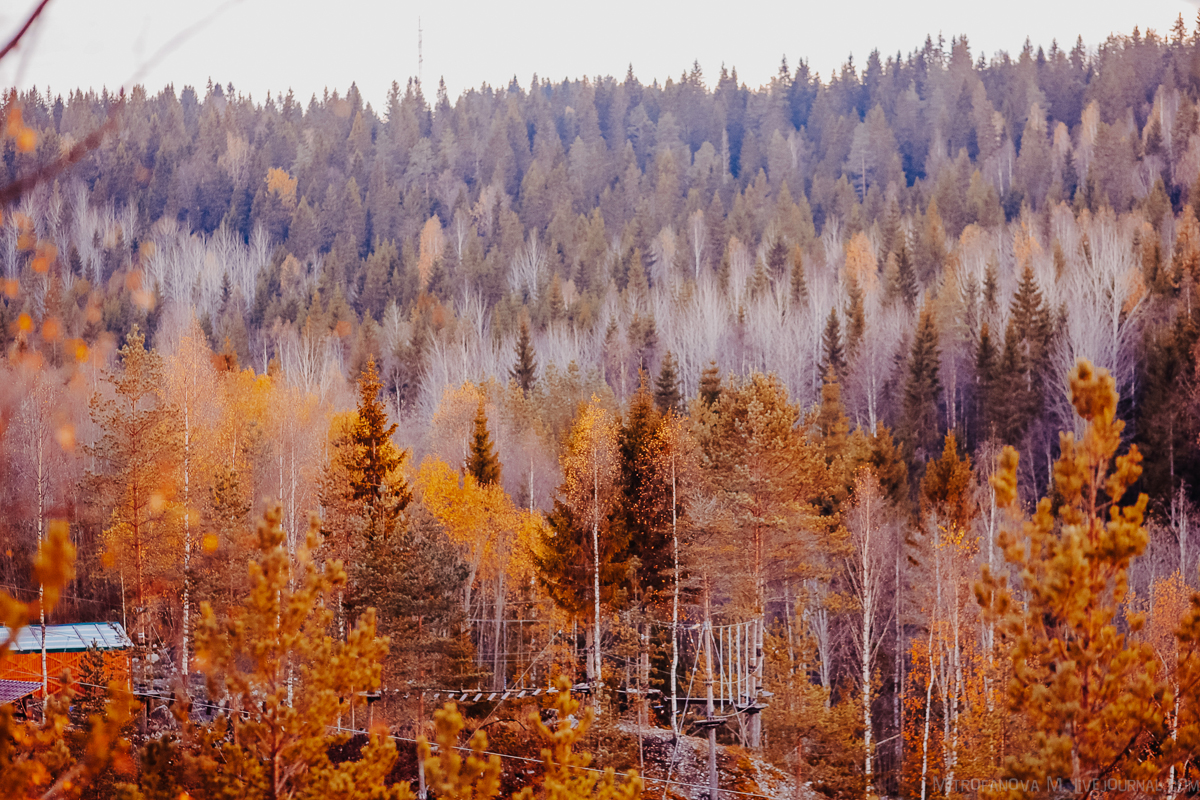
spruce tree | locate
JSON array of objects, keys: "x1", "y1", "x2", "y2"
[
  {"x1": 901, "y1": 306, "x2": 941, "y2": 460},
  {"x1": 890, "y1": 236, "x2": 917, "y2": 310},
  {"x1": 345, "y1": 356, "x2": 410, "y2": 540},
  {"x1": 547, "y1": 273, "x2": 567, "y2": 323},
  {"x1": 614, "y1": 381, "x2": 671, "y2": 594},
  {"x1": 698, "y1": 361, "x2": 722, "y2": 407},
  {"x1": 845, "y1": 274, "x2": 867, "y2": 357},
  {"x1": 466, "y1": 399, "x2": 502, "y2": 486},
  {"x1": 654, "y1": 351, "x2": 682, "y2": 413},
  {"x1": 789, "y1": 244, "x2": 809, "y2": 306},
  {"x1": 511, "y1": 317, "x2": 537, "y2": 394},
  {"x1": 867, "y1": 424, "x2": 911, "y2": 512},
  {"x1": 974, "y1": 321, "x2": 999, "y2": 441},
  {"x1": 816, "y1": 365, "x2": 849, "y2": 459},
  {"x1": 995, "y1": 264, "x2": 1053, "y2": 443},
  {"x1": 982, "y1": 259, "x2": 999, "y2": 314},
  {"x1": 766, "y1": 236, "x2": 790, "y2": 279},
  {"x1": 822, "y1": 307, "x2": 845, "y2": 375}
]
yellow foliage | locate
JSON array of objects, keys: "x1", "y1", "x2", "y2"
[
  {"x1": 418, "y1": 457, "x2": 540, "y2": 583},
  {"x1": 431, "y1": 382, "x2": 486, "y2": 467},
  {"x1": 266, "y1": 167, "x2": 298, "y2": 207},
  {"x1": 418, "y1": 704, "x2": 502, "y2": 800}
]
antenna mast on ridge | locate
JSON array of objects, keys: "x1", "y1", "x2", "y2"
[{"x1": 418, "y1": 18, "x2": 423, "y2": 86}]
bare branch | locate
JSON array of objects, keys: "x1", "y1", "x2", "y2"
[
  {"x1": 0, "y1": 0, "x2": 52, "y2": 64},
  {"x1": 0, "y1": 96, "x2": 124, "y2": 207}
]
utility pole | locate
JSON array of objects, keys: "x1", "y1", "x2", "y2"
[{"x1": 705, "y1": 580, "x2": 718, "y2": 800}]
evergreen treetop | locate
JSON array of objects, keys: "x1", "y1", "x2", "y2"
[
  {"x1": 511, "y1": 318, "x2": 537, "y2": 394},
  {"x1": 653, "y1": 350, "x2": 682, "y2": 413},
  {"x1": 698, "y1": 360, "x2": 722, "y2": 407},
  {"x1": 466, "y1": 399, "x2": 502, "y2": 486},
  {"x1": 822, "y1": 307, "x2": 845, "y2": 376},
  {"x1": 347, "y1": 356, "x2": 410, "y2": 540}
]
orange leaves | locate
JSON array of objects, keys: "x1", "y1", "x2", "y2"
[
  {"x1": 418, "y1": 215, "x2": 445, "y2": 291},
  {"x1": 4, "y1": 102, "x2": 36, "y2": 153},
  {"x1": 54, "y1": 423, "x2": 75, "y2": 451},
  {"x1": 990, "y1": 446, "x2": 1019, "y2": 509},
  {"x1": 977, "y1": 359, "x2": 1169, "y2": 794}
]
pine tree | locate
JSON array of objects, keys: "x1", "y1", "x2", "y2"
[
  {"x1": 466, "y1": 399, "x2": 502, "y2": 486},
  {"x1": 902, "y1": 306, "x2": 941, "y2": 460},
  {"x1": 982, "y1": 259, "x2": 999, "y2": 314},
  {"x1": 749, "y1": 256, "x2": 771, "y2": 299},
  {"x1": 978, "y1": 362, "x2": 1177, "y2": 797},
  {"x1": 698, "y1": 361, "x2": 722, "y2": 407},
  {"x1": 511, "y1": 317, "x2": 537, "y2": 394},
  {"x1": 511, "y1": 676, "x2": 643, "y2": 800},
  {"x1": 822, "y1": 307, "x2": 845, "y2": 375},
  {"x1": 654, "y1": 351, "x2": 682, "y2": 413},
  {"x1": 125, "y1": 507, "x2": 407, "y2": 800}
]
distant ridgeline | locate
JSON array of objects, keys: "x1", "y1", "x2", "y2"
[{"x1": 0, "y1": 22, "x2": 1199, "y2": 495}]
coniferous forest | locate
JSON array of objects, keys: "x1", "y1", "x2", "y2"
[{"x1": 8, "y1": 10, "x2": 1200, "y2": 800}]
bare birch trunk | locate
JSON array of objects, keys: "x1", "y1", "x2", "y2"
[
  {"x1": 492, "y1": 568, "x2": 507, "y2": 691},
  {"x1": 592, "y1": 451, "x2": 602, "y2": 712},
  {"x1": 705, "y1": 582, "x2": 718, "y2": 800},
  {"x1": 919, "y1": 613, "x2": 936, "y2": 800},
  {"x1": 181, "y1": 398, "x2": 191, "y2": 679},
  {"x1": 670, "y1": 452, "x2": 680, "y2": 734}
]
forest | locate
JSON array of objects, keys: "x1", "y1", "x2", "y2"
[{"x1": 5, "y1": 10, "x2": 1200, "y2": 800}]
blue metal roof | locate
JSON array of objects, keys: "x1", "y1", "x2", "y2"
[
  {"x1": 0, "y1": 679, "x2": 40, "y2": 705},
  {"x1": 0, "y1": 622, "x2": 132, "y2": 653}
]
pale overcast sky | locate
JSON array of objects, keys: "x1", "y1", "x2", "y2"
[{"x1": 1, "y1": 0, "x2": 1196, "y2": 108}]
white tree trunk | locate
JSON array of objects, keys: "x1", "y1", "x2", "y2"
[
  {"x1": 670, "y1": 452, "x2": 680, "y2": 734},
  {"x1": 592, "y1": 452, "x2": 602, "y2": 712},
  {"x1": 919, "y1": 614, "x2": 936, "y2": 800},
  {"x1": 181, "y1": 396, "x2": 191, "y2": 678}
]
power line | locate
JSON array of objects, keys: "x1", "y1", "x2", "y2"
[{"x1": 47, "y1": 678, "x2": 781, "y2": 800}]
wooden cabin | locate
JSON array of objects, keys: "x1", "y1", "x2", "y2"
[{"x1": 0, "y1": 622, "x2": 133, "y2": 699}]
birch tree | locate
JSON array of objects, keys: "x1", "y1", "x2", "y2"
[{"x1": 844, "y1": 469, "x2": 892, "y2": 795}]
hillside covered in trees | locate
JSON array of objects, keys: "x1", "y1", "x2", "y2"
[{"x1": 6, "y1": 13, "x2": 1200, "y2": 800}]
